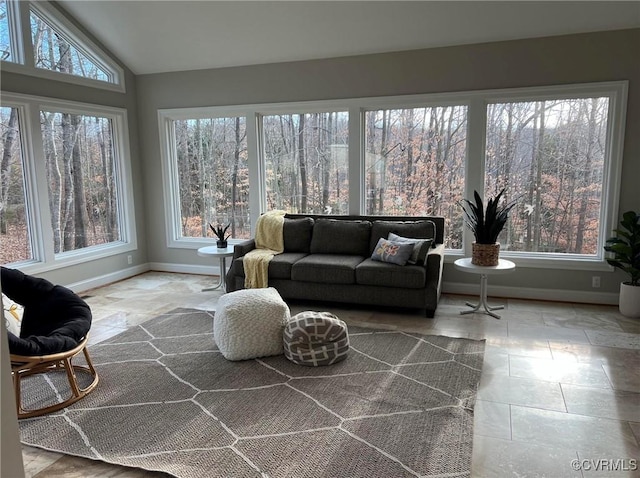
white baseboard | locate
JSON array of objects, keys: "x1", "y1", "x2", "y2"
[
  {"x1": 442, "y1": 281, "x2": 619, "y2": 305},
  {"x1": 147, "y1": 262, "x2": 220, "y2": 276},
  {"x1": 67, "y1": 264, "x2": 151, "y2": 293}
]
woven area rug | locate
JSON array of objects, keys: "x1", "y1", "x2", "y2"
[{"x1": 19, "y1": 308, "x2": 485, "y2": 478}]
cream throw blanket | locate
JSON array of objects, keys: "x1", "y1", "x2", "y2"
[{"x1": 243, "y1": 210, "x2": 286, "y2": 288}]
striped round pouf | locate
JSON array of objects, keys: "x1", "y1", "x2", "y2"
[{"x1": 283, "y1": 311, "x2": 349, "y2": 366}]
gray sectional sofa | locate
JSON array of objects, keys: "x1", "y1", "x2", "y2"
[{"x1": 225, "y1": 214, "x2": 445, "y2": 317}]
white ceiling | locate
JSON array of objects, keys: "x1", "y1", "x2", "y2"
[{"x1": 57, "y1": 1, "x2": 640, "y2": 76}]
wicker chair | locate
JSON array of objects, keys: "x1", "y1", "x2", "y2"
[{"x1": 2, "y1": 266, "x2": 99, "y2": 418}]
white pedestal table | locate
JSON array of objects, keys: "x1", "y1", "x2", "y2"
[
  {"x1": 197, "y1": 245, "x2": 235, "y2": 292},
  {"x1": 453, "y1": 257, "x2": 516, "y2": 319}
]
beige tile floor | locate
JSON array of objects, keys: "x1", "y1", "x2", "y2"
[{"x1": 20, "y1": 271, "x2": 640, "y2": 478}]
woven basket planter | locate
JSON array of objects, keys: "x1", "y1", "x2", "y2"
[{"x1": 472, "y1": 242, "x2": 500, "y2": 266}]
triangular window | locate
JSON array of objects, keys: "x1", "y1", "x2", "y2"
[
  {"x1": 1, "y1": 1, "x2": 122, "y2": 89},
  {"x1": 30, "y1": 7, "x2": 110, "y2": 83}
]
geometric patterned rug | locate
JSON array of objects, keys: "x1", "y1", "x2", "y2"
[{"x1": 19, "y1": 308, "x2": 485, "y2": 478}]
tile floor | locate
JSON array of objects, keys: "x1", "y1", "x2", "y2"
[{"x1": 20, "y1": 271, "x2": 640, "y2": 478}]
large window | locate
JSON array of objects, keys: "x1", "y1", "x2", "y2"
[
  {"x1": 263, "y1": 111, "x2": 349, "y2": 214},
  {"x1": 1, "y1": 0, "x2": 15, "y2": 62},
  {"x1": 364, "y1": 106, "x2": 467, "y2": 248},
  {"x1": 40, "y1": 109, "x2": 121, "y2": 254},
  {"x1": 173, "y1": 117, "x2": 250, "y2": 240},
  {"x1": 0, "y1": 0, "x2": 123, "y2": 90},
  {"x1": 159, "y1": 82, "x2": 626, "y2": 267},
  {"x1": 0, "y1": 106, "x2": 32, "y2": 264},
  {"x1": 0, "y1": 94, "x2": 136, "y2": 270},
  {"x1": 485, "y1": 97, "x2": 610, "y2": 257}
]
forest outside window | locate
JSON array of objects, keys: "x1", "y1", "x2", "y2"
[
  {"x1": 159, "y1": 82, "x2": 625, "y2": 267},
  {"x1": 485, "y1": 95, "x2": 615, "y2": 260},
  {"x1": 0, "y1": 94, "x2": 136, "y2": 270},
  {"x1": 263, "y1": 111, "x2": 349, "y2": 215},
  {"x1": 0, "y1": 106, "x2": 33, "y2": 264},
  {"x1": 364, "y1": 105, "x2": 467, "y2": 249},
  {"x1": 0, "y1": 0, "x2": 124, "y2": 90},
  {"x1": 172, "y1": 117, "x2": 250, "y2": 240},
  {"x1": 1, "y1": 0, "x2": 17, "y2": 62},
  {"x1": 40, "y1": 109, "x2": 122, "y2": 254},
  {"x1": 30, "y1": 7, "x2": 110, "y2": 82}
]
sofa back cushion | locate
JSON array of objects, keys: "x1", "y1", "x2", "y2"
[
  {"x1": 283, "y1": 217, "x2": 314, "y2": 253},
  {"x1": 310, "y1": 219, "x2": 372, "y2": 255},
  {"x1": 369, "y1": 220, "x2": 436, "y2": 255}
]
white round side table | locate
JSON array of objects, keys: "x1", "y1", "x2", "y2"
[
  {"x1": 197, "y1": 245, "x2": 235, "y2": 292},
  {"x1": 453, "y1": 257, "x2": 516, "y2": 319}
]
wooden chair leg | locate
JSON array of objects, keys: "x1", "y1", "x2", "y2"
[{"x1": 11, "y1": 337, "x2": 99, "y2": 419}]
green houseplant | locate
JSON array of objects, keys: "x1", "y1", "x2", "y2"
[
  {"x1": 460, "y1": 188, "x2": 517, "y2": 266},
  {"x1": 209, "y1": 222, "x2": 231, "y2": 248},
  {"x1": 604, "y1": 210, "x2": 640, "y2": 317}
]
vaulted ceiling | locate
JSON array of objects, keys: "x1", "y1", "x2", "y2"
[{"x1": 57, "y1": 1, "x2": 640, "y2": 75}]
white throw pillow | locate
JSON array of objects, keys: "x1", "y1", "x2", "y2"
[
  {"x1": 2, "y1": 293, "x2": 24, "y2": 336},
  {"x1": 387, "y1": 232, "x2": 433, "y2": 265}
]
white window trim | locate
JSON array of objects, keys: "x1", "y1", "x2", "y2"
[
  {"x1": 1, "y1": 92, "x2": 137, "y2": 274},
  {"x1": 2, "y1": 0, "x2": 24, "y2": 64},
  {"x1": 1, "y1": 0, "x2": 125, "y2": 92},
  {"x1": 469, "y1": 81, "x2": 628, "y2": 271},
  {"x1": 157, "y1": 81, "x2": 627, "y2": 272},
  {"x1": 158, "y1": 108, "x2": 256, "y2": 249}
]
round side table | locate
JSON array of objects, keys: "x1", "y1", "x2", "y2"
[
  {"x1": 453, "y1": 257, "x2": 516, "y2": 319},
  {"x1": 197, "y1": 246, "x2": 235, "y2": 292}
]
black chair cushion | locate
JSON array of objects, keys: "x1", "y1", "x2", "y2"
[{"x1": 2, "y1": 266, "x2": 92, "y2": 356}]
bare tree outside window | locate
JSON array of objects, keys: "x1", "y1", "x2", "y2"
[
  {"x1": 40, "y1": 110, "x2": 120, "y2": 253},
  {"x1": 263, "y1": 112, "x2": 349, "y2": 215},
  {"x1": 173, "y1": 117, "x2": 250, "y2": 239},
  {"x1": 364, "y1": 106, "x2": 468, "y2": 249},
  {"x1": 0, "y1": 0, "x2": 13, "y2": 62},
  {"x1": 30, "y1": 9, "x2": 110, "y2": 82},
  {"x1": 485, "y1": 97, "x2": 609, "y2": 255},
  {"x1": 0, "y1": 106, "x2": 32, "y2": 264}
]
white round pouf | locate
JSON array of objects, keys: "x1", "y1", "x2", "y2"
[{"x1": 214, "y1": 287, "x2": 290, "y2": 361}]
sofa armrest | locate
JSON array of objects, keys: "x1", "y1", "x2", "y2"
[
  {"x1": 232, "y1": 239, "x2": 256, "y2": 259},
  {"x1": 425, "y1": 244, "x2": 445, "y2": 315},
  {"x1": 427, "y1": 243, "x2": 444, "y2": 258}
]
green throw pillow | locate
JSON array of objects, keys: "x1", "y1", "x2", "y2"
[
  {"x1": 388, "y1": 232, "x2": 433, "y2": 265},
  {"x1": 371, "y1": 238, "x2": 414, "y2": 266}
]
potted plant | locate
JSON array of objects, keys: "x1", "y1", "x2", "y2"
[
  {"x1": 209, "y1": 222, "x2": 231, "y2": 248},
  {"x1": 604, "y1": 210, "x2": 640, "y2": 318},
  {"x1": 460, "y1": 188, "x2": 517, "y2": 266}
]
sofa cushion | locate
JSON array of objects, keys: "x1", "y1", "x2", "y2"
[
  {"x1": 310, "y1": 219, "x2": 372, "y2": 255},
  {"x1": 388, "y1": 233, "x2": 433, "y2": 265},
  {"x1": 292, "y1": 254, "x2": 364, "y2": 284},
  {"x1": 370, "y1": 238, "x2": 414, "y2": 266},
  {"x1": 369, "y1": 220, "x2": 436, "y2": 255},
  {"x1": 232, "y1": 252, "x2": 308, "y2": 279},
  {"x1": 356, "y1": 258, "x2": 426, "y2": 289},
  {"x1": 283, "y1": 217, "x2": 314, "y2": 253}
]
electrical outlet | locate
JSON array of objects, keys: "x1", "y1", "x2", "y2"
[
  {"x1": 592, "y1": 276, "x2": 601, "y2": 288},
  {"x1": 127, "y1": 255, "x2": 132, "y2": 265}
]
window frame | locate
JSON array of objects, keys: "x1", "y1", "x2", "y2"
[
  {"x1": 475, "y1": 82, "x2": 627, "y2": 270},
  {"x1": 158, "y1": 105, "x2": 258, "y2": 249},
  {"x1": 157, "y1": 81, "x2": 627, "y2": 271},
  {"x1": 1, "y1": 0, "x2": 125, "y2": 92},
  {"x1": 1, "y1": 92, "x2": 137, "y2": 274}
]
